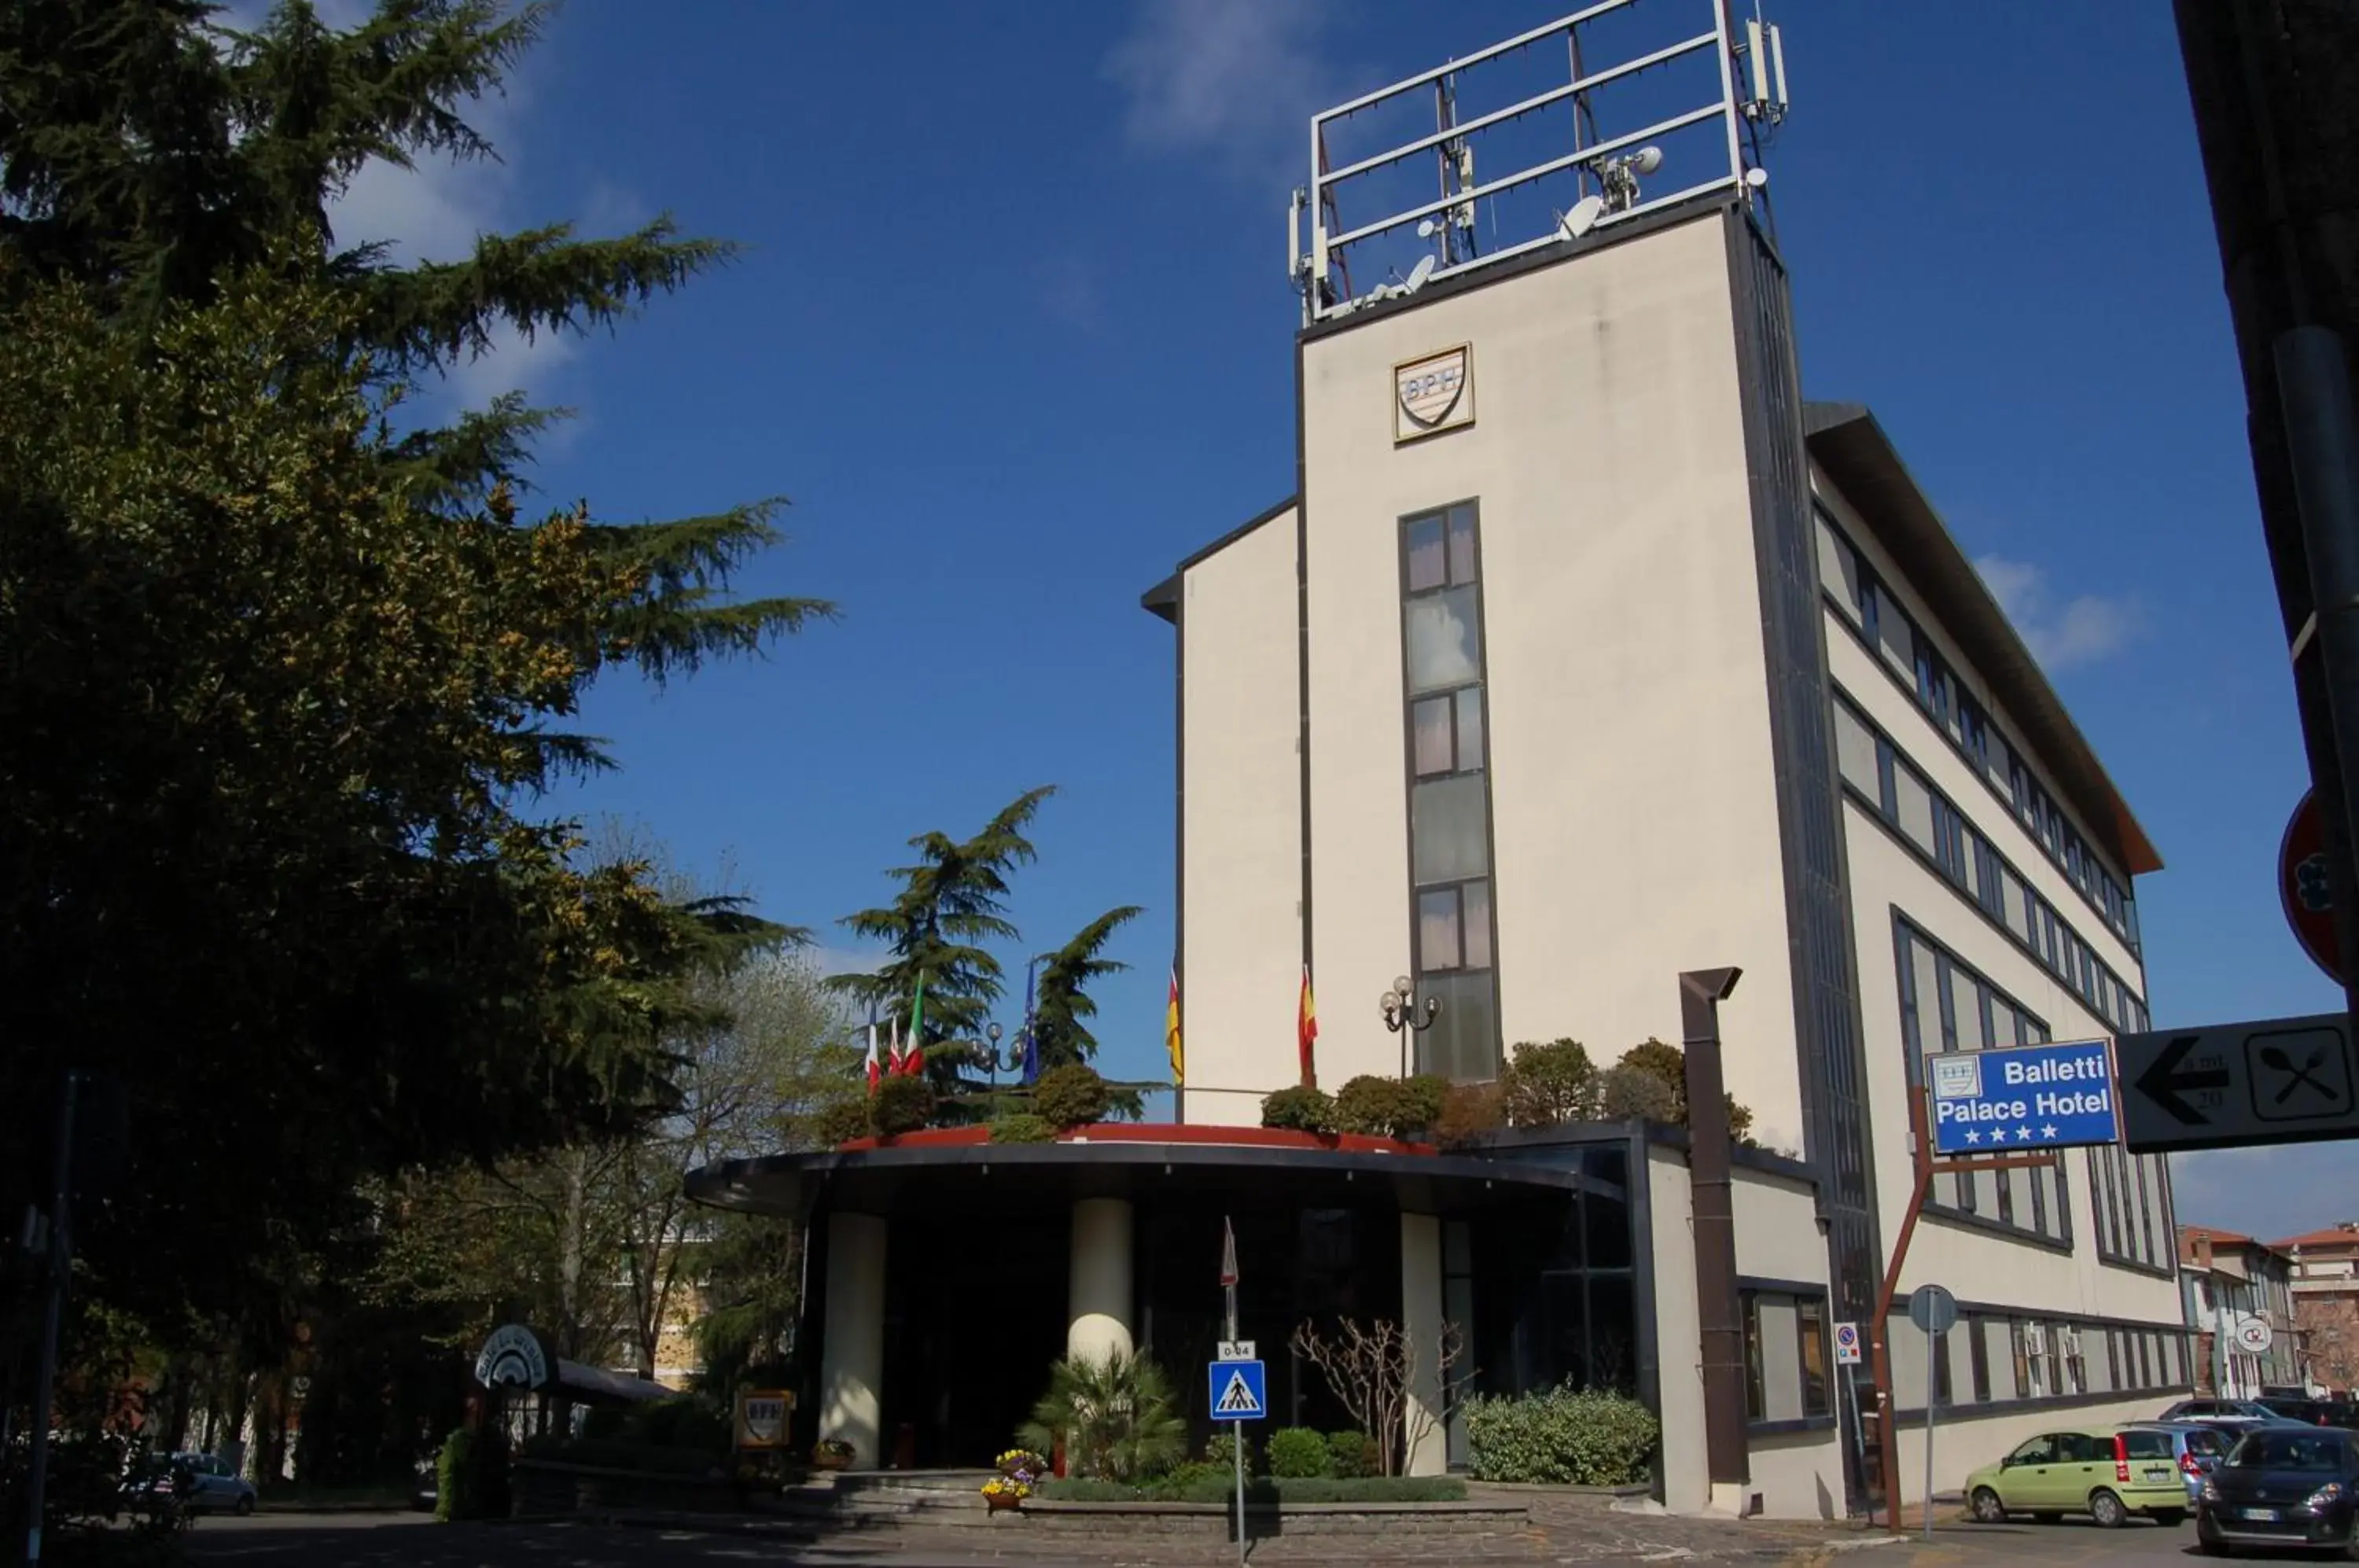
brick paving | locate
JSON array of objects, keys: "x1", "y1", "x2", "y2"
[{"x1": 800, "y1": 1489, "x2": 1903, "y2": 1566}]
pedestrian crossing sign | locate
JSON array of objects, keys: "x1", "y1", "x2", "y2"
[{"x1": 1208, "y1": 1357, "x2": 1267, "y2": 1422}]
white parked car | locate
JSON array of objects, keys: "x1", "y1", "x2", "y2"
[{"x1": 172, "y1": 1452, "x2": 256, "y2": 1515}]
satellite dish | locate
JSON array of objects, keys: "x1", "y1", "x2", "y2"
[
  {"x1": 1416, "y1": 218, "x2": 1439, "y2": 239},
  {"x1": 1745, "y1": 165, "x2": 1770, "y2": 190},
  {"x1": 1560, "y1": 194, "x2": 1606, "y2": 241},
  {"x1": 1631, "y1": 145, "x2": 1665, "y2": 176},
  {"x1": 1404, "y1": 254, "x2": 1437, "y2": 293}
]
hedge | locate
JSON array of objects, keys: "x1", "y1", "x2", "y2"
[
  {"x1": 1040, "y1": 1474, "x2": 1467, "y2": 1504},
  {"x1": 1463, "y1": 1385, "x2": 1658, "y2": 1485}
]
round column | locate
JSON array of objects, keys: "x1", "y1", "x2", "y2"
[
  {"x1": 818, "y1": 1211, "x2": 888, "y2": 1467},
  {"x1": 1068, "y1": 1198, "x2": 1135, "y2": 1364}
]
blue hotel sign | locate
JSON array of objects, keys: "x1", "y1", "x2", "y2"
[{"x1": 1928, "y1": 1039, "x2": 2120, "y2": 1156}]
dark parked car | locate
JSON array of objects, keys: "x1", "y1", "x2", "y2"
[
  {"x1": 2163, "y1": 1399, "x2": 2291, "y2": 1429},
  {"x1": 2197, "y1": 1426, "x2": 2359, "y2": 1556},
  {"x1": 2263, "y1": 1397, "x2": 2359, "y2": 1429}
]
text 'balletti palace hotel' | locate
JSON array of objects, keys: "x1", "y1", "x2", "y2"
[{"x1": 693, "y1": 1, "x2": 2189, "y2": 1520}]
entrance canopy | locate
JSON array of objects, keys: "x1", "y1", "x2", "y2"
[
  {"x1": 473, "y1": 1323, "x2": 672, "y2": 1406},
  {"x1": 685, "y1": 1125, "x2": 1606, "y2": 1222}
]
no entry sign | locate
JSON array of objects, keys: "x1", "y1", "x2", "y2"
[{"x1": 2280, "y1": 791, "x2": 2342, "y2": 985}]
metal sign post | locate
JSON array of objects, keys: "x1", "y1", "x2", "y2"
[
  {"x1": 1907, "y1": 1286, "x2": 1957, "y2": 1540},
  {"x1": 1220, "y1": 1216, "x2": 1242, "y2": 1565},
  {"x1": 1868, "y1": 1088, "x2": 2081, "y2": 1531}
]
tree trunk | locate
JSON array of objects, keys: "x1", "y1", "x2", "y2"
[{"x1": 558, "y1": 1149, "x2": 584, "y2": 1360}]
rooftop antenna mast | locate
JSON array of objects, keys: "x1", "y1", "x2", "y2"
[
  {"x1": 1566, "y1": 20, "x2": 1603, "y2": 198},
  {"x1": 1431, "y1": 70, "x2": 1478, "y2": 267},
  {"x1": 1735, "y1": 0, "x2": 1791, "y2": 234}
]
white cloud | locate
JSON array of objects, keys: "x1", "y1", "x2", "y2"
[
  {"x1": 1974, "y1": 554, "x2": 2140, "y2": 671},
  {"x1": 1102, "y1": 0, "x2": 1341, "y2": 175}
]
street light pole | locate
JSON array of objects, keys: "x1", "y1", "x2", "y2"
[{"x1": 1378, "y1": 975, "x2": 1441, "y2": 1077}]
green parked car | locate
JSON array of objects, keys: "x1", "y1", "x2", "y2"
[{"x1": 1964, "y1": 1426, "x2": 2192, "y2": 1529}]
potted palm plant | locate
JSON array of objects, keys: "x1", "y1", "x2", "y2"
[{"x1": 1016, "y1": 1352, "x2": 1187, "y2": 1483}]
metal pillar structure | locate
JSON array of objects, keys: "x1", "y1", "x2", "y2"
[
  {"x1": 1864, "y1": 1089, "x2": 2054, "y2": 1530},
  {"x1": 2173, "y1": 1, "x2": 2359, "y2": 1014},
  {"x1": 1679, "y1": 966, "x2": 1750, "y2": 1497}
]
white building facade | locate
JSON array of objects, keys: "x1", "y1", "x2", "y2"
[{"x1": 1150, "y1": 153, "x2": 2188, "y2": 1515}]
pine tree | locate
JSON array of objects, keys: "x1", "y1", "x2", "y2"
[
  {"x1": 1031, "y1": 907, "x2": 1143, "y2": 1072},
  {"x1": 0, "y1": 0, "x2": 826, "y2": 1335},
  {"x1": 828, "y1": 789, "x2": 1054, "y2": 1099}
]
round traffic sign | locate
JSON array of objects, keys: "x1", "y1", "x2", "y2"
[
  {"x1": 2280, "y1": 791, "x2": 2342, "y2": 985},
  {"x1": 2235, "y1": 1315, "x2": 2275, "y2": 1356},
  {"x1": 1908, "y1": 1283, "x2": 1958, "y2": 1336}
]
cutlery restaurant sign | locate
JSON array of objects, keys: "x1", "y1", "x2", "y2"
[
  {"x1": 1927, "y1": 1039, "x2": 2120, "y2": 1156},
  {"x1": 2121, "y1": 1013, "x2": 2359, "y2": 1155}
]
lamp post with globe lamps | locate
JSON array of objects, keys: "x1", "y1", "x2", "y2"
[{"x1": 1379, "y1": 975, "x2": 1441, "y2": 1078}]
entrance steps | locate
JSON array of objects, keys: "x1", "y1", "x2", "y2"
[{"x1": 771, "y1": 1469, "x2": 994, "y2": 1528}]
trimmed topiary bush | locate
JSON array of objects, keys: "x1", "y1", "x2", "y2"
[
  {"x1": 1267, "y1": 1426, "x2": 1330, "y2": 1478},
  {"x1": 1032, "y1": 1062, "x2": 1113, "y2": 1130},
  {"x1": 1463, "y1": 1385, "x2": 1659, "y2": 1485},
  {"x1": 1400, "y1": 1073, "x2": 1448, "y2": 1133},
  {"x1": 1502, "y1": 1038, "x2": 1602, "y2": 1126},
  {"x1": 869, "y1": 1073, "x2": 936, "y2": 1136},
  {"x1": 810, "y1": 1099, "x2": 872, "y2": 1148},
  {"x1": 1598, "y1": 1062, "x2": 1677, "y2": 1122},
  {"x1": 1333, "y1": 1075, "x2": 1410, "y2": 1138},
  {"x1": 1040, "y1": 1475, "x2": 1466, "y2": 1504},
  {"x1": 1327, "y1": 1430, "x2": 1378, "y2": 1478},
  {"x1": 1260, "y1": 1084, "x2": 1338, "y2": 1134},
  {"x1": 1434, "y1": 1081, "x2": 1506, "y2": 1147},
  {"x1": 988, "y1": 1112, "x2": 1055, "y2": 1143}
]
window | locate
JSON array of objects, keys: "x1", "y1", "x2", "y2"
[
  {"x1": 1893, "y1": 922, "x2": 2070, "y2": 1243},
  {"x1": 1743, "y1": 1289, "x2": 1833, "y2": 1423},
  {"x1": 1844, "y1": 701, "x2": 2149, "y2": 1029},
  {"x1": 1815, "y1": 510, "x2": 2142, "y2": 954},
  {"x1": 1402, "y1": 502, "x2": 1500, "y2": 1083}
]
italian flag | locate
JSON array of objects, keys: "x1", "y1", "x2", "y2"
[{"x1": 902, "y1": 975, "x2": 927, "y2": 1076}]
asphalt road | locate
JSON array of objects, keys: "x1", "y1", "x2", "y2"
[
  {"x1": 1894, "y1": 1513, "x2": 2322, "y2": 1566},
  {"x1": 178, "y1": 1512, "x2": 1081, "y2": 1567}
]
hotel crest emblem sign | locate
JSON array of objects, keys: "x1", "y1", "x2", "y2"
[{"x1": 1394, "y1": 344, "x2": 1474, "y2": 444}]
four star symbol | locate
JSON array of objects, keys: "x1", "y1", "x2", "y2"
[
  {"x1": 2041, "y1": 1124, "x2": 2059, "y2": 1140},
  {"x1": 1963, "y1": 1129, "x2": 1982, "y2": 1145},
  {"x1": 1990, "y1": 1127, "x2": 2009, "y2": 1143},
  {"x1": 2017, "y1": 1126, "x2": 2033, "y2": 1143}
]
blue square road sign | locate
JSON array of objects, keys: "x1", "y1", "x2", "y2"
[{"x1": 1208, "y1": 1359, "x2": 1266, "y2": 1422}]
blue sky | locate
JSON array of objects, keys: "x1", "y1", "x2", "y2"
[{"x1": 329, "y1": 1, "x2": 2348, "y2": 1239}]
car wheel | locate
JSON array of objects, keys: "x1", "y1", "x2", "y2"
[
  {"x1": 2089, "y1": 1489, "x2": 2129, "y2": 1529},
  {"x1": 2152, "y1": 1508, "x2": 2187, "y2": 1527},
  {"x1": 1969, "y1": 1488, "x2": 2008, "y2": 1524},
  {"x1": 234, "y1": 1495, "x2": 254, "y2": 1517}
]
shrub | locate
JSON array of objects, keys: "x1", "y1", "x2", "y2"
[
  {"x1": 1400, "y1": 1073, "x2": 1448, "y2": 1132},
  {"x1": 1267, "y1": 1426, "x2": 1331, "y2": 1478},
  {"x1": 1204, "y1": 1430, "x2": 1257, "y2": 1474},
  {"x1": 1433, "y1": 1081, "x2": 1505, "y2": 1147},
  {"x1": 1260, "y1": 1084, "x2": 1338, "y2": 1134},
  {"x1": 1333, "y1": 1076, "x2": 1409, "y2": 1139},
  {"x1": 1016, "y1": 1352, "x2": 1187, "y2": 1481},
  {"x1": 1039, "y1": 1475, "x2": 1465, "y2": 1504},
  {"x1": 811, "y1": 1099, "x2": 872, "y2": 1147},
  {"x1": 869, "y1": 1073, "x2": 936, "y2": 1136},
  {"x1": 435, "y1": 1424, "x2": 510, "y2": 1521},
  {"x1": 1463, "y1": 1385, "x2": 1658, "y2": 1485},
  {"x1": 1032, "y1": 1063, "x2": 1113, "y2": 1130},
  {"x1": 1599, "y1": 1062, "x2": 1677, "y2": 1121},
  {"x1": 517, "y1": 1437, "x2": 727, "y2": 1477},
  {"x1": 1503, "y1": 1039, "x2": 1601, "y2": 1126},
  {"x1": 624, "y1": 1395, "x2": 729, "y2": 1453},
  {"x1": 1327, "y1": 1430, "x2": 1378, "y2": 1478},
  {"x1": 988, "y1": 1112, "x2": 1055, "y2": 1144},
  {"x1": 1612, "y1": 1040, "x2": 1758, "y2": 1145}
]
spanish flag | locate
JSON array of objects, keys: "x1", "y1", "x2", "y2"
[
  {"x1": 1165, "y1": 966, "x2": 1183, "y2": 1084},
  {"x1": 1297, "y1": 964, "x2": 1318, "y2": 1088}
]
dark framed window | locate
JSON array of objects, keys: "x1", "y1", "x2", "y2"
[
  {"x1": 1815, "y1": 511, "x2": 2142, "y2": 955},
  {"x1": 1401, "y1": 500, "x2": 1499, "y2": 1084},
  {"x1": 1744, "y1": 1287, "x2": 1832, "y2": 1423}
]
